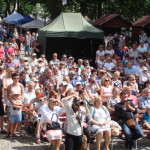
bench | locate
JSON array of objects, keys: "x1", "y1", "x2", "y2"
[{"x1": 110, "y1": 109, "x2": 150, "y2": 150}]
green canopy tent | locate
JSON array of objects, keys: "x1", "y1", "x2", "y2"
[{"x1": 38, "y1": 12, "x2": 104, "y2": 61}]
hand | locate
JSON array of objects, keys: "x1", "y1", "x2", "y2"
[
  {"x1": 83, "y1": 123, "x2": 88, "y2": 128},
  {"x1": 97, "y1": 122, "x2": 103, "y2": 126},
  {"x1": 47, "y1": 120, "x2": 52, "y2": 124}
]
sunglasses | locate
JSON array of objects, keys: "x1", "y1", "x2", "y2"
[{"x1": 105, "y1": 80, "x2": 109, "y2": 81}]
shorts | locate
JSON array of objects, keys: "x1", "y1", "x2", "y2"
[
  {"x1": 0, "y1": 101, "x2": 4, "y2": 116},
  {"x1": 10, "y1": 115, "x2": 22, "y2": 123},
  {"x1": 25, "y1": 45, "x2": 30, "y2": 52}
]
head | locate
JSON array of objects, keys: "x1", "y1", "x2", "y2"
[
  {"x1": 101, "y1": 76, "x2": 111, "y2": 86},
  {"x1": 112, "y1": 88, "x2": 120, "y2": 97},
  {"x1": 120, "y1": 91, "x2": 128, "y2": 102},
  {"x1": 53, "y1": 53, "x2": 58, "y2": 60},
  {"x1": 19, "y1": 71, "x2": 26, "y2": 80},
  {"x1": 11, "y1": 93, "x2": 21, "y2": 100},
  {"x1": 41, "y1": 54, "x2": 46, "y2": 60},
  {"x1": 114, "y1": 71, "x2": 120, "y2": 79},
  {"x1": 12, "y1": 73, "x2": 19, "y2": 83},
  {"x1": 93, "y1": 96, "x2": 103, "y2": 108},
  {"x1": 123, "y1": 86, "x2": 132, "y2": 96},
  {"x1": 79, "y1": 90, "x2": 86, "y2": 99},
  {"x1": 98, "y1": 69, "x2": 106, "y2": 77},
  {"x1": 6, "y1": 67, "x2": 15, "y2": 78},
  {"x1": 27, "y1": 81, "x2": 35, "y2": 91},
  {"x1": 78, "y1": 59, "x2": 83, "y2": 65},
  {"x1": 48, "y1": 98, "x2": 57, "y2": 109},
  {"x1": 66, "y1": 89, "x2": 75, "y2": 97},
  {"x1": 76, "y1": 82, "x2": 83, "y2": 91},
  {"x1": 99, "y1": 45, "x2": 104, "y2": 51},
  {"x1": 144, "y1": 88, "x2": 150, "y2": 97},
  {"x1": 47, "y1": 83, "x2": 54, "y2": 92},
  {"x1": 127, "y1": 62, "x2": 133, "y2": 68},
  {"x1": 62, "y1": 54, "x2": 67, "y2": 61},
  {"x1": 128, "y1": 75, "x2": 136, "y2": 83},
  {"x1": 45, "y1": 68, "x2": 53, "y2": 78}
]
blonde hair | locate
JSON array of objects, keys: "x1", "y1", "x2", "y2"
[
  {"x1": 5, "y1": 67, "x2": 15, "y2": 78},
  {"x1": 123, "y1": 86, "x2": 132, "y2": 91},
  {"x1": 93, "y1": 96, "x2": 102, "y2": 105},
  {"x1": 101, "y1": 76, "x2": 111, "y2": 86},
  {"x1": 114, "y1": 71, "x2": 120, "y2": 76}
]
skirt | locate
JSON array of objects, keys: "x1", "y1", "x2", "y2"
[
  {"x1": 88, "y1": 124, "x2": 111, "y2": 135},
  {"x1": 45, "y1": 130, "x2": 62, "y2": 141}
]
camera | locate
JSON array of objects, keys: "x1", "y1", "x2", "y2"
[
  {"x1": 79, "y1": 101, "x2": 84, "y2": 106},
  {"x1": 125, "y1": 99, "x2": 132, "y2": 102}
]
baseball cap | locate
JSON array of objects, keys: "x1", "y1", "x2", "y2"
[{"x1": 32, "y1": 53, "x2": 36, "y2": 56}]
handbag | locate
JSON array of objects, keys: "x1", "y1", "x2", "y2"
[
  {"x1": 126, "y1": 118, "x2": 136, "y2": 128},
  {"x1": 46, "y1": 113, "x2": 61, "y2": 130},
  {"x1": 126, "y1": 113, "x2": 136, "y2": 128}
]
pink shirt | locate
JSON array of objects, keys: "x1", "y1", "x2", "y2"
[
  {"x1": 6, "y1": 47, "x2": 14, "y2": 55},
  {"x1": 0, "y1": 47, "x2": 4, "y2": 58}
]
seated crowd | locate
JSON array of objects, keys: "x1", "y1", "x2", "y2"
[{"x1": 0, "y1": 40, "x2": 150, "y2": 150}]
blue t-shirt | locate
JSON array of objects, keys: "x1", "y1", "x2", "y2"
[{"x1": 142, "y1": 113, "x2": 150, "y2": 123}]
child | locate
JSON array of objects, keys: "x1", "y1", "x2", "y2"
[
  {"x1": 10, "y1": 92, "x2": 23, "y2": 138},
  {"x1": 142, "y1": 107, "x2": 150, "y2": 130}
]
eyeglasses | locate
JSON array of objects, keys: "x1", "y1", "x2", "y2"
[
  {"x1": 100, "y1": 72, "x2": 105, "y2": 74},
  {"x1": 105, "y1": 80, "x2": 109, "y2": 81},
  {"x1": 41, "y1": 57, "x2": 45, "y2": 58}
]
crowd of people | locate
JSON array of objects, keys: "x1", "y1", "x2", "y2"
[{"x1": 0, "y1": 26, "x2": 150, "y2": 150}]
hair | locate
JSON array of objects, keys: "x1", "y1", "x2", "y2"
[
  {"x1": 5, "y1": 67, "x2": 15, "y2": 78},
  {"x1": 114, "y1": 71, "x2": 120, "y2": 76},
  {"x1": 35, "y1": 89, "x2": 43, "y2": 95},
  {"x1": 112, "y1": 87, "x2": 119, "y2": 93},
  {"x1": 27, "y1": 81, "x2": 35, "y2": 86},
  {"x1": 93, "y1": 96, "x2": 102, "y2": 106},
  {"x1": 79, "y1": 89, "x2": 85, "y2": 95},
  {"x1": 49, "y1": 90, "x2": 57, "y2": 98},
  {"x1": 91, "y1": 68, "x2": 97, "y2": 74},
  {"x1": 120, "y1": 91, "x2": 128, "y2": 96},
  {"x1": 101, "y1": 76, "x2": 111, "y2": 86},
  {"x1": 11, "y1": 73, "x2": 19, "y2": 78}
]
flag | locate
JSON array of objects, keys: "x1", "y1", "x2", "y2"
[{"x1": 62, "y1": 0, "x2": 67, "y2": 5}]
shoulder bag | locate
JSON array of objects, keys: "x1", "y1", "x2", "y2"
[{"x1": 126, "y1": 113, "x2": 136, "y2": 128}]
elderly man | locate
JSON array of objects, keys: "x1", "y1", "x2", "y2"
[
  {"x1": 115, "y1": 91, "x2": 144, "y2": 149},
  {"x1": 139, "y1": 88, "x2": 150, "y2": 109}
]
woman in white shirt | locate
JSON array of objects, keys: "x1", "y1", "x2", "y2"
[
  {"x1": 62, "y1": 89, "x2": 90, "y2": 150},
  {"x1": 105, "y1": 44, "x2": 114, "y2": 56},
  {"x1": 96, "y1": 45, "x2": 105, "y2": 62},
  {"x1": 40, "y1": 98, "x2": 64, "y2": 150},
  {"x1": 89, "y1": 96, "x2": 111, "y2": 150}
]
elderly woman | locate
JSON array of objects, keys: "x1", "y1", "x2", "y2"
[
  {"x1": 89, "y1": 96, "x2": 111, "y2": 150},
  {"x1": 107, "y1": 87, "x2": 121, "y2": 112},
  {"x1": 40, "y1": 98, "x2": 64, "y2": 150},
  {"x1": 100, "y1": 76, "x2": 113, "y2": 103}
]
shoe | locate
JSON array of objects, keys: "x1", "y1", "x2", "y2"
[
  {"x1": 3, "y1": 133, "x2": 11, "y2": 139},
  {"x1": 36, "y1": 138, "x2": 41, "y2": 144},
  {"x1": 0, "y1": 129, "x2": 7, "y2": 134}
]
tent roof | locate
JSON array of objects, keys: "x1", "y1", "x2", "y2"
[
  {"x1": 16, "y1": 15, "x2": 34, "y2": 25},
  {"x1": 4, "y1": 12, "x2": 24, "y2": 24},
  {"x1": 21, "y1": 19, "x2": 44, "y2": 28},
  {"x1": 39, "y1": 12, "x2": 104, "y2": 39},
  {"x1": 93, "y1": 14, "x2": 132, "y2": 28},
  {"x1": 133, "y1": 16, "x2": 150, "y2": 27}
]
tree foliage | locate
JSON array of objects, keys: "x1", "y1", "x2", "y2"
[{"x1": 1, "y1": 0, "x2": 150, "y2": 22}]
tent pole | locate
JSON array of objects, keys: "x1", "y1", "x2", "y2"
[{"x1": 90, "y1": 39, "x2": 93, "y2": 64}]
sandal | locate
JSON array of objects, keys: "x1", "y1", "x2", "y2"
[{"x1": 36, "y1": 138, "x2": 41, "y2": 144}]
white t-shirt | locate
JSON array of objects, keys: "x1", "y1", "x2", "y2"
[
  {"x1": 104, "y1": 62, "x2": 115, "y2": 71},
  {"x1": 105, "y1": 49, "x2": 114, "y2": 56},
  {"x1": 23, "y1": 90, "x2": 36, "y2": 104},
  {"x1": 96, "y1": 50, "x2": 105, "y2": 59}
]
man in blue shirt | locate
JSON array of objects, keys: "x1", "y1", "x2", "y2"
[{"x1": 124, "y1": 62, "x2": 136, "y2": 77}]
